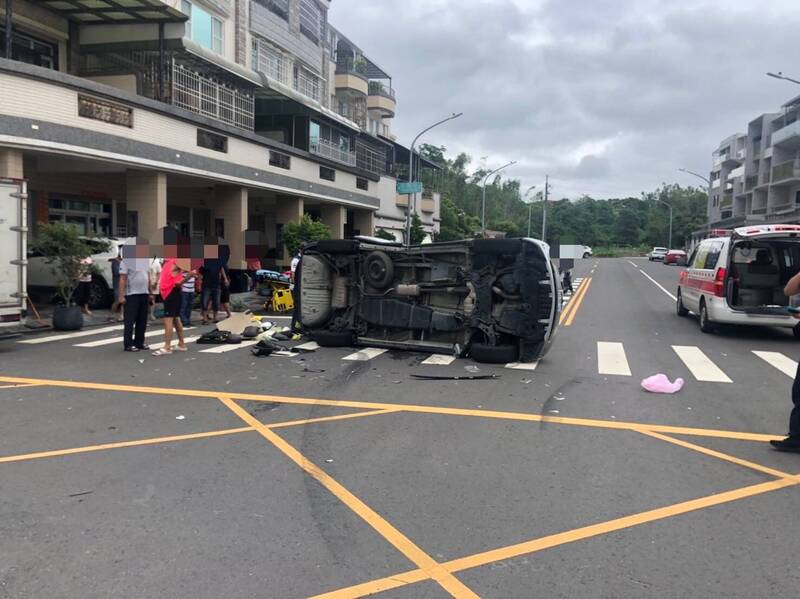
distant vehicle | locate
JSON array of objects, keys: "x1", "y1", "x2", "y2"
[
  {"x1": 27, "y1": 236, "x2": 125, "y2": 309},
  {"x1": 0, "y1": 179, "x2": 27, "y2": 339},
  {"x1": 664, "y1": 249, "x2": 687, "y2": 265},
  {"x1": 677, "y1": 224, "x2": 800, "y2": 335},
  {"x1": 648, "y1": 247, "x2": 669, "y2": 261},
  {"x1": 296, "y1": 237, "x2": 562, "y2": 363},
  {"x1": 559, "y1": 244, "x2": 593, "y2": 259}
]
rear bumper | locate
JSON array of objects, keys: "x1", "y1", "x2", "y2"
[{"x1": 705, "y1": 296, "x2": 797, "y2": 328}]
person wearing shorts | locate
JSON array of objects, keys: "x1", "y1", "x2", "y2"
[{"x1": 152, "y1": 258, "x2": 195, "y2": 356}]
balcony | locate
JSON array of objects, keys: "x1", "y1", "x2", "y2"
[
  {"x1": 420, "y1": 194, "x2": 435, "y2": 213},
  {"x1": 720, "y1": 193, "x2": 733, "y2": 209},
  {"x1": 367, "y1": 81, "x2": 396, "y2": 117},
  {"x1": 771, "y1": 159, "x2": 800, "y2": 185},
  {"x1": 309, "y1": 138, "x2": 357, "y2": 167},
  {"x1": 335, "y1": 59, "x2": 369, "y2": 96},
  {"x1": 772, "y1": 120, "x2": 800, "y2": 149},
  {"x1": 396, "y1": 195, "x2": 409, "y2": 208},
  {"x1": 711, "y1": 178, "x2": 721, "y2": 189}
]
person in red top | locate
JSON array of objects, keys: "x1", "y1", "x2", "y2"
[{"x1": 152, "y1": 258, "x2": 196, "y2": 356}]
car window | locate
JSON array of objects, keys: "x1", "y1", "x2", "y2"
[
  {"x1": 704, "y1": 241, "x2": 724, "y2": 270},
  {"x1": 687, "y1": 248, "x2": 698, "y2": 267},
  {"x1": 693, "y1": 244, "x2": 709, "y2": 269}
]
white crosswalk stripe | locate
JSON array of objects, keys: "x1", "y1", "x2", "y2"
[
  {"x1": 199, "y1": 340, "x2": 259, "y2": 353},
  {"x1": 421, "y1": 354, "x2": 457, "y2": 365},
  {"x1": 294, "y1": 341, "x2": 320, "y2": 351},
  {"x1": 752, "y1": 351, "x2": 798, "y2": 378},
  {"x1": 19, "y1": 324, "x2": 124, "y2": 344},
  {"x1": 672, "y1": 345, "x2": 732, "y2": 383},
  {"x1": 149, "y1": 336, "x2": 201, "y2": 351},
  {"x1": 597, "y1": 341, "x2": 632, "y2": 376},
  {"x1": 74, "y1": 327, "x2": 195, "y2": 348},
  {"x1": 342, "y1": 347, "x2": 387, "y2": 361},
  {"x1": 505, "y1": 361, "x2": 539, "y2": 371}
]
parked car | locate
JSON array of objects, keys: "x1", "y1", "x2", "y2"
[
  {"x1": 648, "y1": 247, "x2": 669, "y2": 261},
  {"x1": 27, "y1": 237, "x2": 125, "y2": 309},
  {"x1": 664, "y1": 249, "x2": 687, "y2": 265},
  {"x1": 676, "y1": 224, "x2": 800, "y2": 335},
  {"x1": 296, "y1": 237, "x2": 562, "y2": 363}
]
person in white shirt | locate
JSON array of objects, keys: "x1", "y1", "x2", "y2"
[{"x1": 147, "y1": 257, "x2": 162, "y2": 321}]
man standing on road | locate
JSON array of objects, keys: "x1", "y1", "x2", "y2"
[
  {"x1": 118, "y1": 240, "x2": 152, "y2": 352},
  {"x1": 771, "y1": 270, "x2": 800, "y2": 452}
]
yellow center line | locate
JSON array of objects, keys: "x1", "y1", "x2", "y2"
[
  {"x1": 559, "y1": 278, "x2": 588, "y2": 324},
  {"x1": 564, "y1": 277, "x2": 592, "y2": 326},
  {"x1": 319, "y1": 476, "x2": 799, "y2": 598},
  {"x1": 0, "y1": 375, "x2": 783, "y2": 443},
  {"x1": 216, "y1": 395, "x2": 480, "y2": 599}
]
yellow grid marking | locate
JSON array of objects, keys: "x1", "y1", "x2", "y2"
[
  {"x1": 0, "y1": 375, "x2": 783, "y2": 443},
  {"x1": 216, "y1": 395, "x2": 480, "y2": 599}
]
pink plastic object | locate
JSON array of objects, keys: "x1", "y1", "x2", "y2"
[{"x1": 641, "y1": 373, "x2": 684, "y2": 394}]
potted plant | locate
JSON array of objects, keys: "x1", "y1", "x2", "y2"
[{"x1": 31, "y1": 223, "x2": 110, "y2": 331}]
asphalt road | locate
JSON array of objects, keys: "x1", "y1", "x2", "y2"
[{"x1": 2, "y1": 257, "x2": 799, "y2": 598}]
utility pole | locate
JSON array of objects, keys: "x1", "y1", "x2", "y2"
[
  {"x1": 480, "y1": 160, "x2": 516, "y2": 235},
  {"x1": 523, "y1": 185, "x2": 536, "y2": 237},
  {"x1": 542, "y1": 175, "x2": 550, "y2": 241}
]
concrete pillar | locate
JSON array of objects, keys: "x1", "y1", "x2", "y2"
[
  {"x1": 126, "y1": 170, "x2": 166, "y2": 242},
  {"x1": 213, "y1": 185, "x2": 248, "y2": 270},
  {"x1": 275, "y1": 195, "x2": 304, "y2": 264},
  {"x1": 352, "y1": 209, "x2": 375, "y2": 237},
  {"x1": 0, "y1": 148, "x2": 24, "y2": 179},
  {"x1": 320, "y1": 204, "x2": 346, "y2": 239}
]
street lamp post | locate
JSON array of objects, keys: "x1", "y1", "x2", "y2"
[
  {"x1": 654, "y1": 198, "x2": 673, "y2": 249},
  {"x1": 523, "y1": 185, "x2": 536, "y2": 237},
  {"x1": 678, "y1": 167, "x2": 711, "y2": 186},
  {"x1": 404, "y1": 112, "x2": 463, "y2": 247},
  {"x1": 481, "y1": 160, "x2": 516, "y2": 235},
  {"x1": 767, "y1": 71, "x2": 800, "y2": 86}
]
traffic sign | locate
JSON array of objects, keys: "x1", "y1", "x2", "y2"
[{"x1": 396, "y1": 181, "x2": 423, "y2": 195}]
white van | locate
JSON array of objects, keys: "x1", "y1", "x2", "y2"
[{"x1": 676, "y1": 224, "x2": 800, "y2": 335}]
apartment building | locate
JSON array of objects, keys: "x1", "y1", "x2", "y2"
[
  {"x1": 0, "y1": 0, "x2": 440, "y2": 277},
  {"x1": 707, "y1": 94, "x2": 800, "y2": 229}
]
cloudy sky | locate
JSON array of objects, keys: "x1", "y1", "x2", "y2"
[{"x1": 329, "y1": 0, "x2": 800, "y2": 199}]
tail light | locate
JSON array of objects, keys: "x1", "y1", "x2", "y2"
[{"x1": 713, "y1": 267, "x2": 727, "y2": 297}]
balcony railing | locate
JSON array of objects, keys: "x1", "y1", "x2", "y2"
[
  {"x1": 772, "y1": 159, "x2": 800, "y2": 183},
  {"x1": 337, "y1": 101, "x2": 367, "y2": 128},
  {"x1": 751, "y1": 207, "x2": 768, "y2": 215},
  {"x1": 368, "y1": 81, "x2": 396, "y2": 100},
  {"x1": 772, "y1": 120, "x2": 800, "y2": 147},
  {"x1": 335, "y1": 58, "x2": 368, "y2": 79},
  {"x1": 309, "y1": 138, "x2": 357, "y2": 167},
  {"x1": 720, "y1": 194, "x2": 733, "y2": 209},
  {"x1": 171, "y1": 62, "x2": 254, "y2": 130}
]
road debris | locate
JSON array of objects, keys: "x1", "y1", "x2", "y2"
[
  {"x1": 68, "y1": 491, "x2": 93, "y2": 498},
  {"x1": 410, "y1": 374, "x2": 499, "y2": 381},
  {"x1": 641, "y1": 373, "x2": 684, "y2": 394},
  {"x1": 175, "y1": 415, "x2": 185, "y2": 420},
  {"x1": 464, "y1": 365, "x2": 480, "y2": 373}
]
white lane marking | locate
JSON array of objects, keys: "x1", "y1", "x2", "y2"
[
  {"x1": 627, "y1": 260, "x2": 637, "y2": 267},
  {"x1": 753, "y1": 351, "x2": 798, "y2": 378},
  {"x1": 74, "y1": 326, "x2": 195, "y2": 347},
  {"x1": 294, "y1": 341, "x2": 320, "y2": 351},
  {"x1": 505, "y1": 361, "x2": 539, "y2": 370},
  {"x1": 199, "y1": 340, "x2": 259, "y2": 354},
  {"x1": 672, "y1": 345, "x2": 732, "y2": 383},
  {"x1": 342, "y1": 347, "x2": 387, "y2": 361},
  {"x1": 597, "y1": 341, "x2": 632, "y2": 376},
  {"x1": 638, "y1": 269, "x2": 678, "y2": 301},
  {"x1": 19, "y1": 324, "x2": 124, "y2": 344},
  {"x1": 150, "y1": 336, "x2": 201, "y2": 351},
  {"x1": 422, "y1": 354, "x2": 456, "y2": 365}
]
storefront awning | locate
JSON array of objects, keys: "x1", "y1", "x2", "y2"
[{"x1": 31, "y1": 0, "x2": 187, "y2": 24}]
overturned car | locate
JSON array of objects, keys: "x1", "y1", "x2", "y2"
[{"x1": 296, "y1": 237, "x2": 562, "y2": 363}]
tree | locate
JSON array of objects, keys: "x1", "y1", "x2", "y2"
[
  {"x1": 282, "y1": 215, "x2": 331, "y2": 256},
  {"x1": 409, "y1": 213, "x2": 426, "y2": 245},
  {"x1": 31, "y1": 222, "x2": 110, "y2": 305},
  {"x1": 374, "y1": 228, "x2": 396, "y2": 241}
]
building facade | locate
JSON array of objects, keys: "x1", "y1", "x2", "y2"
[
  {"x1": 0, "y1": 0, "x2": 440, "y2": 274},
  {"x1": 707, "y1": 94, "x2": 800, "y2": 230}
]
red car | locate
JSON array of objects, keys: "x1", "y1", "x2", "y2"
[{"x1": 664, "y1": 249, "x2": 687, "y2": 265}]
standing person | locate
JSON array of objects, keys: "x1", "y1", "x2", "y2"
[
  {"x1": 219, "y1": 266, "x2": 232, "y2": 319},
  {"x1": 118, "y1": 244, "x2": 151, "y2": 352},
  {"x1": 108, "y1": 252, "x2": 123, "y2": 322},
  {"x1": 148, "y1": 256, "x2": 162, "y2": 321},
  {"x1": 562, "y1": 269, "x2": 573, "y2": 294},
  {"x1": 179, "y1": 271, "x2": 196, "y2": 327},
  {"x1": 771, "y1": 270, "x2": 800, "y2": 452},
  {"x1": 152, "y1": 258, "x2": 195, "y2": 356},
  {"x1": 199, "y1": 260, "x2": 223, "y2": 324},
  {"x1": 74, "y1": 256, "x2": 94, "y2": 316},
  {"x1": 290, "y1": 251, "x2": 301, "y2": 287}
]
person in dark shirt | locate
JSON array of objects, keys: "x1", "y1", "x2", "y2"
[
  {"x1": 200, "y1": 262, "x2": 227, "y2": 324},
  {"x1": 771, "y1": 270, "x2": 800, "y2": 453}
]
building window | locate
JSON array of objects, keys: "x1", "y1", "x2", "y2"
[
  {"x1": 0, "y1": 27, "x2": 58, "y2": 69},
  {"x1": 253, "y1": 0, "x2": 289, "y2": 21},
  {"x1": 299, "y1": 0, "x2": 322, "y2": 44},
  {"x1": 320, "y1": 166, "x2": 336, "y2": 181},
  {"x1": 356, "y1": 177, "x2": 368, "y2": 191},
  {"x1": 197, "y1": 129, "x2": 228, "y2": 153},
  {"x1": 269, "y1": 150, "x2": 291, "y2": 170},
  {"x1": 181, "y1": 0, "x2": 224, "y2": 54},
  {"x1": 293, "y1": 66, "x2": 321, "y2": 102},
  {"x1": 252, "y1": 37, "x2": 287, "y2": 84},
  {"x1": 78, "y1": 95, "x2": 133, "y2": 128}
]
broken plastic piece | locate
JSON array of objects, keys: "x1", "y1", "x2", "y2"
[{"x1": 641, "y1": 373, "x2": 684, "y2": 394}]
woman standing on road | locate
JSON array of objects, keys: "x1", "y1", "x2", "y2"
[
  {"x1": 152, "y1": 258, "x2": 196, "y2": 356},
  {"x1": 74, "y1": 256, "x2": 94, "y2": 316},
  {"x1": 771, "y1": 270, "x2": 800, "y2": 453}
]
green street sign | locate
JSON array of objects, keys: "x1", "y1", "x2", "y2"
[{"x1": 397, "y1": 181, "x2": 423, "y2": 195}]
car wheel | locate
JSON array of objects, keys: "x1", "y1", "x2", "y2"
[
  {"x1": 582, "y1": 252, "x2": 590, "y2": 259},
  {"x1": 364, "y1": 251, "x2": 394, "y2": 290},
  {"x1": 311, "y1": 330, "x2": 355, "y2": 347},
  {"x1": 470, "y1": 342, "x2": 519, "y2": 364},
  {"x1": 88, "y1": 278, "x2": 111, "y2": 310},
  {"x1": 699, "y1": 300, "x2": 715, "y2": 334},
  {"x1": 676, "y1": 290, "x2": 689, "y2": 317}
]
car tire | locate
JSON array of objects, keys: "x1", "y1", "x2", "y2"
[
  {"x1": 364, "y1": 251, "x2": 394, "y2": 290},
  {"x1": 470, "y1": 342, "x2": 519, "y2": 364},
  {"x1": 88, "y1": 278, "x2": 112, "y2": 310},
  {"x1": 311, "y1": 330, "x2": 355, "y2": 347},
  {"x1": 699, "y1": 300, "x2": 714, "y2": 334},
  {"x1": 676, "y1": 290, "x2": 689, "y2": 317},
  {"x1": 583, "y1": 252, "x2": 591, "y2": 259}
]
